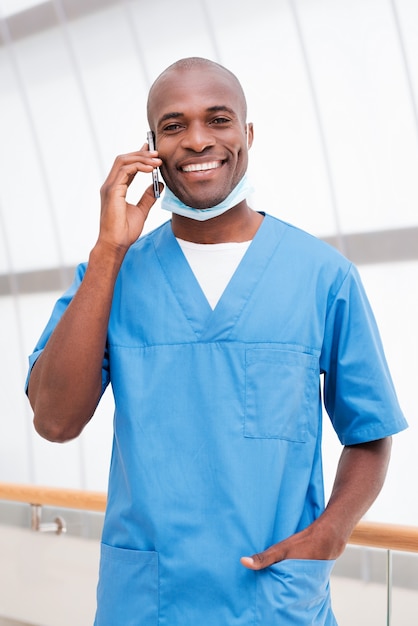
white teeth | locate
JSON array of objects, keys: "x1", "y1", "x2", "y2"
[{"x1": 181, "y1": 161, "x2": 222, "y2": 172}]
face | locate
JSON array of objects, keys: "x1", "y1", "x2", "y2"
[{"x1": 147, "y1": 66, "x2": 253, "y2": 209}]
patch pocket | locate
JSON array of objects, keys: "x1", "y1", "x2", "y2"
[
  {"x1": 256, "y1": 559, "x2": 336, "y2": 625},
  {"x1": 244, "y1": 349, "x2": 318, "y2": 441},
  {"x1": 94, "y1": 544, "x2": 158, "y2": 626}
]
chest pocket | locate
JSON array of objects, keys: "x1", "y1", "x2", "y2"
[{"x1": 244, "y1": 348, "x2": 319, "y2": 442}]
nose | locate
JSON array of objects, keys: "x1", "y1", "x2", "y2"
[{"x1": 181, "y1": 121, "x2": 215, "y2": 152}]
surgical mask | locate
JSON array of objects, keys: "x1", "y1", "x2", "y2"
[{"x1": 161, "y1": 174, "x2": 254, "y2": 221}]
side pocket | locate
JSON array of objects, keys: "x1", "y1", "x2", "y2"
[
  {"x1": 244, "y1": 348, "x2": 319, "y2": 441},
  {"x1": 94, "y1": 544, "x2": 158, "y2": 626},
  {"x1": 256, "y1": 559, "x2": 337, "y2": 626}
]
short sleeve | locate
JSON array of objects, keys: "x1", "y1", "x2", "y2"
[
  {"x1": 320, "y1": 264, "x2": 407, "y2": 445},
  {"x1": 25, "y1": 263, "x2": 110, "y2": 395}
]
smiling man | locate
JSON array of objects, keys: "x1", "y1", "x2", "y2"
[
  {"x1": 147, "y1": 59, "x2": 252, "y2": 211},
  {"x1": 26, "y1": 58, "x2": 407, "y2": 625}
]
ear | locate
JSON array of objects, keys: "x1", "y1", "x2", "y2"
[{"x1": 246, "y1": 123, "x2": 254, "y2": 149}]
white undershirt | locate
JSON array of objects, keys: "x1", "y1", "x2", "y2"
[{"x1": 176, "y1": 238, "x2": 252, "y2": 309}]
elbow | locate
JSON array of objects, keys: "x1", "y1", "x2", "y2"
[
  {"x1": 29, "y1": 384, "x2": 99, "y2": 443},
  {"x1": 28, "y1": 375, "x2": 101, "y2": 443},
  {"x1": 33, "y1": 411, "x2": 87, "y2": 443}
]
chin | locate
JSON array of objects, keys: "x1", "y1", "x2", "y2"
[
  {"x1": 164, "y1": 176, "x2": 232, "y2": 209},
  {"x1": 182, "y1": 189, "x2": 230, "y2": 210}
]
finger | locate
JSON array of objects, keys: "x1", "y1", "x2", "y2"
[
  {"x1": 240, "y1": 545, "x2": 284, "y2": 571},
  {"x1": 120, "y1": 157, "x2": 161, "y2": 183},
  {"x1": 102, "y1": 159, "x2": 162, "y2": 199},
  {"x1": 139, "y1": 141, "x2": 158, "y2": 156},
  {"x1": 104, "y1": 147, "x2": 160, "y2": 186},
  {"x1": 136, "y1": 181, "x2": 165, "y2": 215},
  {"x1": 125, "y1": 143, "x2": 158, "y2": 157}
]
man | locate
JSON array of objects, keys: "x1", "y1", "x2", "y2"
[{"x1": 27, "y1": 57, "x2": 407, "y2": 625}]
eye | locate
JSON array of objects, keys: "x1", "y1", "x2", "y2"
[
  {"x1": 211, "y1": 117, "x2": 231, "y2": 125},
  {"x1": 163, "y1": 123, "x2": 183, "y2": 132}
]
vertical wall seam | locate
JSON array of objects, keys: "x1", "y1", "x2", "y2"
[
  {"x1": 0, "y1": 12, "x2": 70, "y2": 484},
  {"x1": 287, "y1": 0, "x2": 346, "y2": 255},
  {"x1": 52, "y1": 0, "x2": 107, "y2": 178},
  {"x1": 199, "y1": 0, "x2": 223, "y2": 64},
  {"x1": 53, "y1": 0, "x2": 109, "y2": 491},
  {"x1": 0, "y1": 198, "x2": 36, "y2": 483},
  {"x1": 0, "y1": 14, "x2": 68, "y2": 283},
  {"x1": 389, "y1": 0, "x2": 418, "y2": 145},
  {"x1": 120, "y1": 0, "x2": 153, "y2": 88}
]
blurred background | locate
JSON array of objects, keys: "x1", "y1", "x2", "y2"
[{"x1": 0, "y1": 0, "x2": 417, "y2": 528}]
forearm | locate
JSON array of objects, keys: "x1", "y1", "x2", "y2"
[
  {"x1": 28, "y1": 149, "x2": 162, "y2": 442},
  {"x1": 315, "y1": 437, "x2": 392, "y2": 557},
  {"x1": 241, "y1": 437, "x2": 392, "y2": 569},
  {"x1": 29, "y1": 242, "x2": 126, "y2": 442}
]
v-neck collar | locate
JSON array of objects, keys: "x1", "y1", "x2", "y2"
[{"x1": 152, "y1": 214, "x2": 286, "y2": 341}]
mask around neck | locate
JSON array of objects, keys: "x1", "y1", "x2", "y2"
[{"x1": 161, "y1": 174, "x2": 254, "y2": 221}]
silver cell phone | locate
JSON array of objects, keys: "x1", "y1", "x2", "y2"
[{"x1": 147, "y1": 130, "x2": 160, "y2": 199}]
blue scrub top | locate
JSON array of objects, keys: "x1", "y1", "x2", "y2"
[{"x1": 28, "y1": 214, "x2": 407, "y2": 625}]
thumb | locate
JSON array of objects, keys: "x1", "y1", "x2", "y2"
[
  {"x1": 137, "y1": 182, "x2": 164, "y2": 216},
  {"x1": 240, "y1": 545, "x2": 284, "y2": 571}
]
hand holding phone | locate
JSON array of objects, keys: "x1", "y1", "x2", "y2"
[{"x1": 147, "y1": 131, "x2": 160, "y2": 199}]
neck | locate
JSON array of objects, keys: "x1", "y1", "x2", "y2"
[{"x1": 171, "y1": 201, "x2": 263, "y2": 243}]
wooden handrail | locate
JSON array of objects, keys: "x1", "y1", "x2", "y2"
[
  {"x1": 0, "y1": 482, "x2": 106, "y2": 512},
  {"x1": 1, "y1": 482, "x2": 418, "y2": 553},
  {"x1": 348, "y1": 520, "x2": 418, "y2": 553}
]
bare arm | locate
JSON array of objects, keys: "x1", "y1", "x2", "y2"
[
  {"x1": 241, "y1": 437, "x2": 392, "y2": 569},
  {"x1": 28, "y1": 146, "x2": 163, "y2": 442}
]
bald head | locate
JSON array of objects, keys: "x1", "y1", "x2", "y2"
[{"x1": 147, "y1": 57, "x2": 248, "y2": 127}]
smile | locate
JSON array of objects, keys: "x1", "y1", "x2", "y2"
[{"x1": 181, "y1": 161, "x2": 223, "y2": 172}]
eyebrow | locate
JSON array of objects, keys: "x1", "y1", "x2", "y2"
[
  {"x1": 157, "y1": 105, "x2": 237, "y2": 127},
  {"x1": 206, "y1": 105, "x2": 236, "y2": 116},
  {"x1": 157, "y1": 112, "x2": 184, "y2": 126}
]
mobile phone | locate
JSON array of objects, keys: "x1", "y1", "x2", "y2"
[{"x1": 147, "y1": 130, "x2": 160, "y2": 199}]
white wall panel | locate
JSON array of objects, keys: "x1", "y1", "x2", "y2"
[
  {"x1": 15, "y1": 290, "x2": 114, "y2": 490},
  {"x1": 31, "y1": 434, "x2": 84, "y2": 487},
  {"x1": 0, "y1": 202, "x2": 11, "y2": 273},
  {"x1": 60, "y1": 4, "x2": 166, "y2": 243},
  {"x1": 0, "y1": 0, "x2": 41, "y2": 16},
  {"x1": 11, "y1": 28, "x2": 104, "y2": 266},
  {"x1": 0, "y1": 296, "x2": 33, "y2": 483},
  {"x1": 358, "y1": 261, "x2": 418, "y2": 525},
  {"x1": 8, "y1": 291, "x2": 76, "y2": 486},
  {"x1": 203, "y1": 0, "x2": 338, "y2": 236},
  {"x1": 358, "y1": 261, "x2": 418, "y2": 423},
  {"x1": 0, "y1": 46, "x2": 61, "y2": 272},
  {"x1": 63, "y1": 4, "x2": 150, "y2": 159},
  {"x1": 18, "y1": 290, "x2": 88, "y2": 488},
  {"x1": 396, "y1": 0, "x2": 418, "y2": 100},
  {"x1": 296, "y1": 0, "x2": 418, "y2": 233},
  {"x1": 125, "y1": 0, "x2": 218, "y2": 86},
  {"x1": 322, "y1": 260, "x2": 418, "y2": 525}
]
